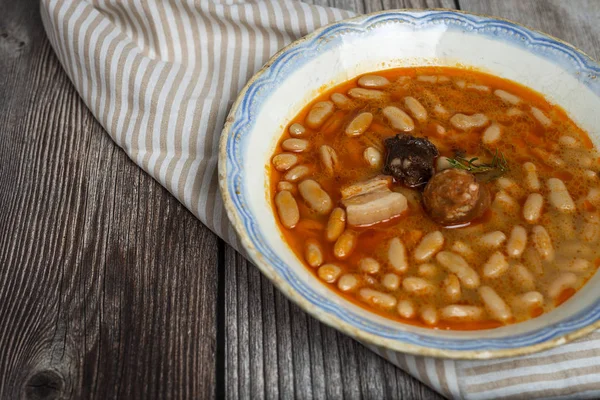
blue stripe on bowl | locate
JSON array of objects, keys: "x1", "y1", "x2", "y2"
[{"x1": 225, "y1": 10, "x2": 600, "y2": 352}]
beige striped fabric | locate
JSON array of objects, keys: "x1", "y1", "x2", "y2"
[{"x1": 40, "y1": 1, "x2": 600, "y2": 398}]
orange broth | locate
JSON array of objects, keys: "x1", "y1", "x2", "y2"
[{"x1": 269, "y1": 67, "x2": 600, "y2": 330}]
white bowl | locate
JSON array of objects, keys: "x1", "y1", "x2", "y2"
[{"x1": 219, "y1": 9, "x2": 600, "y2": 359}]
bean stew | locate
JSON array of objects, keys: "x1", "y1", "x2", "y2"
[{"x1": 269, "y1": 67, "x2": 600, "y2": 330}]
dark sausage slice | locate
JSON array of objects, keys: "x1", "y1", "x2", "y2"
[
  {"x1": 422, "y1": 169, "x2": 490, "y2": 226},
  {"x1": 383, "y1": 134, "x2": 439, "y2": 188}
]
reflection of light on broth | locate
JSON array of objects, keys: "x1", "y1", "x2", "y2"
[{"x1": 269, "y1": 66, "x2": 600, "y2": 330}]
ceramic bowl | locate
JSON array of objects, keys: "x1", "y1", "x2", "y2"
[{"x1": 219, "y1": 9, "x2": 600, "y2": 359}]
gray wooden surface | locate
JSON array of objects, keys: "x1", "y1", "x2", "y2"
[{"x1": 0, "y1": 0, "x2": 598, "y2": 399}]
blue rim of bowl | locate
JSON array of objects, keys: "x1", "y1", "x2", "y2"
[{"x1": 219, "y1": 9, "x2": 600, "y2": 359}]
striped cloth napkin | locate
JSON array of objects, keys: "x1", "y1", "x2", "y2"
[{"x1": 40, "y1": 0, "x2": 600, "y2": 398}]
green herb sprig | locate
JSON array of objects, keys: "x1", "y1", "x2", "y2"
[{"x1": 446, "y1": 150, "x2": 509, "y2": 181}]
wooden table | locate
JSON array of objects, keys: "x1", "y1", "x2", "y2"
[{"x1": 1, "y1": 0, "x2": 598, "y2": 398}]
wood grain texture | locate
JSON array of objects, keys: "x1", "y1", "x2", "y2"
[
  {"x1": 0, "y1": 1, "x2": 219, "y2": 399},
  {"x1": 2, "y1": 0, "x2": 599, "y2": 399}
]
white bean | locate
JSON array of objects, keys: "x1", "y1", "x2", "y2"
[
  {"x1": 304, "y1": 239, "x2": 324, "y2": 267},
  {"x1": 506, "y1": 107, "x2": 525, "y2": 117},
  {"x1": 467, "y1": 83, "x2": 491, "y2": 93},
  {"x1": 532, "y1": 148, "x2": 565, "y2": 168},
  {"x1": 347, "y1": 88, "x2": 388, "y2": 102},
  {"x1": 436, "y1": 251, "x2": 480, "y2": 289},
  {"x1": 494, "y1": 190, "x2": 519, "y2": 211},
  {"x1": 482, "y1": 123, "x2": 502, "y2": 144},
  {"x1": 482, "y1": 251, "x2": 509, "y2": 279},
  {"x1": 326, "y1": 207, "x2": 346, "y2": 242},
  {"x1": 404, "y1": 96, "x2": 427, "y2": 122},
  {"x1": 383, "y1": 106, "x2": 415, "y2": 132},
  {"x1": 558, "y1": 241, "x2": 594, "y2": 258},
  {"x1": 479, "y1": 286, "x2": 513, "y2": 322},
  {"x1": 480, "y1": 231, "x2": 507, "y2": 249},
  {"x1": 345, "y1": 112, "x2": 373, "y2": 137},
  {"x1": 494, "y1": 89, "x2": 521, "y2": 105},
  {"x1": 589, "y1": 188, "x2": 600, "y2": 205},
  {"x1": 275, "y1": 190, "x2": 299, "y2": 229},
  {"x1": 364, "y1": 276, "x2": 377, "y2": 286},
  {"x1": 282, "y1": 138, "x2": 309, "y2": 152},
  {"x1": 417, "y1": 75, "x2": 438, "y2": 83},
  {"x1": 397, "y1": 300, "x2": 416, "y2": 319},
  {"x1": 319, "y1": 145, "x2": 338, "y2": 174},
  {"x1": 402, "y1": 277, "x2": 436, "y2": 295},
  {"x1": 414, "y1": 231, "x2": 445, "y2": 262},
  {"x1": 548, "y1": 272, "x2": 577, "y2": 300},
  {"x1": 532, "y1": 225, "x2": 555, "y2": 261},
  {"x1": 272, "y1": 153, "x2": 299, "y2": 171},
  {"x1": 318, "y1": 264, "x2": 342, "y2": 283},
  {"x1": 363, "y1": 147, "x2": 382, "y2": 168},
  {"x1": 420, "y1": 306, "x2": 439, "y2": 325},
  {"x1": 506, "y1": 226, "x2": 527, "y2": 257},
  {"x1": 449, "y1": 113, "x2": 489, "y2": 130},
  {"x1": 305, "y1": 101, "x2": 334, "y2": 129},
  {"x1": 524, "y1": 247, "x2": 544, "y2": 275},
  {"x1": 358, "y1": 74, "x2": 390, "y2": 88},
  {"x1": 443, "y1": 274, "x2": 462, "y2": 302},
  {"x1": 519, "y1": 291, "x2": 544, "y2": 308},
  {"x1": 396, "y1": 76, "x2": 412, "y2": 85},
  {"x1": 497, "y1": 177, "x2": 521, "y2": 197},
  {"x1": 454, "y1": 79, "x2": 466, "y2": 89},
  {"x1": 298, "y1": 179, "x2": 332, "y2": 214},
  {"x1": 333, "y1": 230, "x2": 356, "y2": 259},
  {"x1": 561, "y1": 258, "x2": 591, "y2": 272},
  {"x1": 581, "y1": 222, "x2": 600, "y2": 243},
  {"x1": 531, "y1": 106, "x2": 552, "y2": 127},
  {"x1": 523, "y1": 193, "x2": 544, "y2": 223},
  {"x1": 284, "y1": 165, "x2": 310, "y2": 182},
  {"x1": 585, "y1": 170, "x2": 598, "y2": 180},
  {"x1": 359, "y1": 257, "x2": 380, "y2": 274},
  {"x1": 547, "y1": 178, "x2": 575, "y2": 213},
  {"x1": 451, "y1": 241, "x2": 473, "y2": 258},
  {"x1": 511, "y1": 264, "x2": 535, "y2": 291},
  {"x1": 388, "y1": 237, "x2": 408, "y2": 273},
  {"x1": 337, "y1": 274, "x2": 359, "y2": 292},
  {"x1": 330, "y1": 93, "x2": 352, "y2": 109},
  {"x1": 577, "y1": 155, "x2": 594, "y2": 169},
  {"x1": 417, "y1": 263, "x2": 438, "y2": 278},
  {"x1": 523, "y1": 162, "x2": 541, "y2": 191},
  {"x1": 382, "y1": 273, "x2": 401, "y2": 291},
  {"x1": 440, "y1": 305, "x2": 484, "y2": 321},
  {"x1": 418, "y1": 75, "x2": 449, "y2": 83},
  {"x1": 359, "y1": 288, "x2": 397, "y2": 308},
  {"x1": 436, "y1": 157, "x2": 452, "y2": 171},
  {"x1": 433, "y1": 104, "x2": 449, "y2": 117},
  {"x1": 289, "y1": 123, "x2": 306, "y2": 136},
  {"x1": 559, "y1": 135, "x2": 579, "y2": 148},
  {"x1": 277, "y1": 181, "x2": 294, "y2": 192},
  {"x1": 552, "y1": 212, "x2": 576, "y2": 241}
]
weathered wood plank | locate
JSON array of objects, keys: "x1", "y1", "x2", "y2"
[
  {"x1": 460, "y1": 0, "x2": 600, "y2": 60},
  {"x1": 0, "y1": 0, "x2": 220, "y2": 399}
]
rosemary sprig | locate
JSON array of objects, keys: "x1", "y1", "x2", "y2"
[{"x1": 446, "y1": 150, "x2": 509, "y2": 181}]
